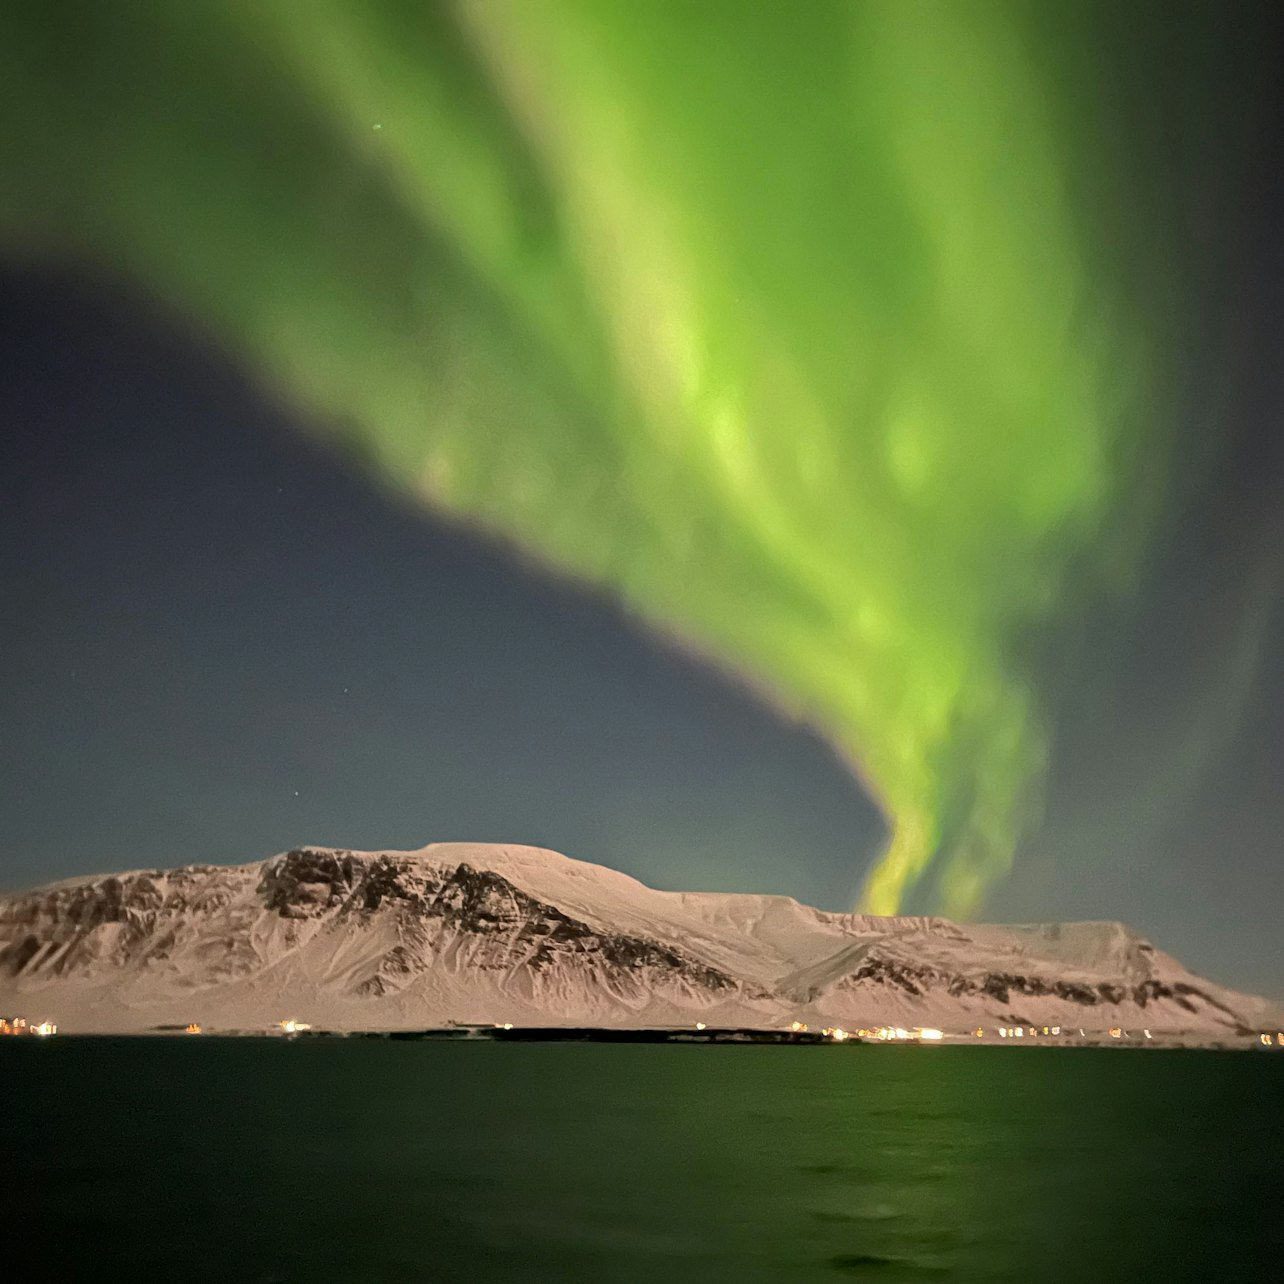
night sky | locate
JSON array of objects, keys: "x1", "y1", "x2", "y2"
[{"x1": 2, "y1": 3, "x2": 1282, "y2": 996}]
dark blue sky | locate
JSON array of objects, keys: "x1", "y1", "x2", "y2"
[{"x1": 0, "y1": 267, "x2": 886, "y2": 908}]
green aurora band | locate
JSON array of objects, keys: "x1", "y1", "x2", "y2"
[{"x1": 4, "y1": 2, "x2": 1231, "y2": 914}]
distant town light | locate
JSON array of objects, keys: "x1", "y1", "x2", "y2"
[
  {"x1": 917, "y1": 1028, "x2": 943, "y2": 1041},
  {"x1": 694, "y1": 1022, "x2": 706, "y2": 1031}
]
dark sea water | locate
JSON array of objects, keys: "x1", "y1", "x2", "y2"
[{"x1": 4, "y1": 1039, "x2": 1281, "y2": 1282}]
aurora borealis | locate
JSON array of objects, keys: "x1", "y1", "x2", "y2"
[{"x1": 3, "y1": 3, "x2": 1282, "y2": 931}]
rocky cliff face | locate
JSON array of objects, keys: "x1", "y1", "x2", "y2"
[
  {"x1": 259, "y1": 847, "x2": 742, "y2": 1002},
  {"x1": 0, "y1": 848, "x2": 749, "y2": 1023},
  {"x1": 0, "y1": 843, "x2": 1273, "y2": 1036}
]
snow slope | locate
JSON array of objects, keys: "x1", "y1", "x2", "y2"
[{"x1": 0, "y1": 843, "x2": 1275, "y2": 1036}]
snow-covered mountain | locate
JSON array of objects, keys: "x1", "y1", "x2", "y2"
[{"x1": 0, "y1": 843, "x2": 1275, "y2": 1037}]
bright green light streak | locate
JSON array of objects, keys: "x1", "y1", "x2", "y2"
[{"x1": 0, "y1": 1, "x2": 1175, "y2": 914}]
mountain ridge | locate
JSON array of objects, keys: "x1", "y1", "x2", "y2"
[{"x1": 1, "y1": 843, "x2": 1276, "y2": 1038}]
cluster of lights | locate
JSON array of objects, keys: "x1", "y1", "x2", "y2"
[
  {"x1": 0, "y1": 1017, "x2": 56, "y2": 1037},
  {"x1": 278, "y1": 1018, "x2": 312, "y2": 1035},
  {"x1": 992, "y1": 1025, "x2": 1163, "y2": 1042},
  {"x1": 866, "y1": 1026, "x2": 942, "y2": 1041},
  {"x1": 786, "y1": 1024, "x2": 950, "y2": 1042},
  {"x1": 770, "y1": 1021, "x2": 1281, "y2": 1046},
  {"x1": 790, "y1": 1022, "x2": 939, "y2": 1041}
]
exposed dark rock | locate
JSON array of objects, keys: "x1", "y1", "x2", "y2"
[
  {"x1": 0, "y1": 933, "x2": 41, "y2": 976},
  {"x1": 845, "y1": 956, "x2": 929, "y2": 995}
]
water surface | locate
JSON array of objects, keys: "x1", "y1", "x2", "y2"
[{"x1": 4, "y1": 1040, "x2": 1281, "y2": 1280}]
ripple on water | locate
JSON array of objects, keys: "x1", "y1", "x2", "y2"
[
  {"x1": 812, "y1": 1202, "x2": 902, "y2": 1221},
  {"x1": 828, "y1": 1251, "x2": 954, "y2": 1276}
]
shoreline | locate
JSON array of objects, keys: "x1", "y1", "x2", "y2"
[{"x1": 4, "y1": 1023, "x2": 1280, "y2": 1051}]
